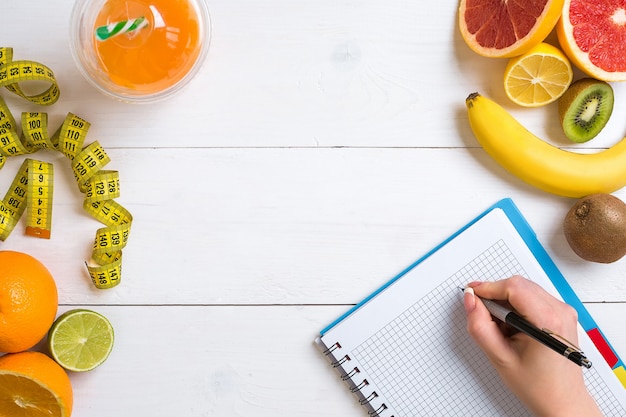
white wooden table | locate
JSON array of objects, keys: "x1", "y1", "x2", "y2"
[{"x1": 2, "y1": 1, "x2": 626, "y2": 415}]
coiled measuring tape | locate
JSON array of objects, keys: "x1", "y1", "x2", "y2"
[
  {"x1": 0, "y1": 47, "x2": 131, "y2": 289},
  {"x1": 0, "y1": 47, "x2": 59, "y2": 105}
]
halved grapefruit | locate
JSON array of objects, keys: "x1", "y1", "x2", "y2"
[
  {"x1": 557, "y1": 0, "x2": 626, "y2": 81},
  {"x1": 459, "y1": 0, "x2": 565, "y2": 58}
]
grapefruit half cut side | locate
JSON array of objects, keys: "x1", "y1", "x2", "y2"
[
  {"x1": 557, "y1": 0, "x2": 626, "y2": 81},
  {"x1": 459, "y1": 0, "x2": 565, "y2": 58}
]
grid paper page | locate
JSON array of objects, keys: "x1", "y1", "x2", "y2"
[
  {"x1": 352, "y1": 240, "x2": 529, "y2": 416},
  {"x1": 350, "y1": 240, "x2": 626, "y2": 416}
]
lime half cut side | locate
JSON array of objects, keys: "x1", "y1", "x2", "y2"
[{"x1": 48, "y1": 309, "x2": 114, "y2": 372}]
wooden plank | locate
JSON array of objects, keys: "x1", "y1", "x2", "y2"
[
  {"x1": 1, "y1": 2, "x2": 624, "y2": 149},
  {"x1": 54, "y1": 305, "x2": 361, "y2": 417},
  {"x1": 1, "y1": 148, "x2": 624, "y2": 305},
  {"x1": 47, "y1": 304, "x2": 625, "y2": 417}
]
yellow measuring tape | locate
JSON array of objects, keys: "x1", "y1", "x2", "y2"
[
  {"x1": 0, "y1": 47, "x2": 59, "y2": 105},
  {"x1": 0, "y1": 47, "x2": 131, "y2": 289}
]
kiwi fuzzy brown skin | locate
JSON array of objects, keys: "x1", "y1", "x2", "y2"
[
  {"x1": 558, "y1": 78, "x2": 614, "y2": 144},
  {"x1": 563, "y1": 194, "x2": 626, "y2": 263}
]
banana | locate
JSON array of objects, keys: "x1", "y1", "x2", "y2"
[{"x1": 465, "y1": 92, "x2": 626, "y2": 198}]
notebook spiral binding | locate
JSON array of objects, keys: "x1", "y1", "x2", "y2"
[{"x1": 322, "y1": 341, "x2": 394, "y2": 417}]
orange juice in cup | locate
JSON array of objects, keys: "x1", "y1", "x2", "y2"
[{"x1": 70, "y1": 0, "x2": 211, "y2": 102}]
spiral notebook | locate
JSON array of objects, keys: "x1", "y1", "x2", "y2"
[{"x1": 315, "y1": 198, "x2": 626, "y2": 417}]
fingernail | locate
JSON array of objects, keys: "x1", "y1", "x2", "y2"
[{"x1": 463, "y1": 287, "x2": 476, "y2": 313}]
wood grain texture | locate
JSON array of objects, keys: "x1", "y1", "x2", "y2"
[
  {"x1": 1, "y1": 148, "x2": 624, "y2": 305},
  {"x1": 2, "y1": 1, "x2": 625, "y2": 149},
  {"x1": 0, "y1": 1, "x2": 625, "y2": 416},
  {"x1": 39, "y1": 304, "x2": 624, "y2": 417}
]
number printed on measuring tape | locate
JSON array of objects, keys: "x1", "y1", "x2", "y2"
[
  {"x1": 86, "y1": 254, "x2": 123, "y2": 289},
  {"x1": 0, "y1": 47, "x2": 59, "y2": 105},
  {"x1": 25, "y1": 159, "x2": 53, "y2": 239},
  {"x1": 0, "y1": 159, "x2": 29, "y2": 237},
  {"x1": 0, "y1": 201, "x2": 19, "y2": 240},
  {"x1": 52, "y1": 112, "x2": 90, "y2": 160},
  {"x1": 94, "y1": 224, "x2": 130, "y2": 255},
  {"x1": 73, "y1": 141, "x2": 111, "y2": 190},
  {"x1": 84, "y1": 199, "x2": 133, "y2": 226},
  {"x1": 0, "y1": 124, "x2": 29, "y2": 156},
  {"x1": 22, "y1": 112, "x2": 53, "y2": 151},
  {"x1": 0, "y1": 97, "x2": 16, "y2": 131},
  {"x1": 84, "y1": 170, "x2": 120, "y2": 203}
]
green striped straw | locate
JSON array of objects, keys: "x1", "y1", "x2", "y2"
[{"x1": 95, "y1": 16, "x2": 149, "y2": 41}]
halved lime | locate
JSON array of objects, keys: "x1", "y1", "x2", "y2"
[{"x1": 47, "y1": 309, "x2": 114, "y2": 372}]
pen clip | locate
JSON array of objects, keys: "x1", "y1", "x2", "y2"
[{"x1": 542, "y1": 328, "x2": 585, "y2": 354}]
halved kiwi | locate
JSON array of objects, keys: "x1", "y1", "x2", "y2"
[{"x1": 558, "y1": 78, "x2": 614, "y2": 143}]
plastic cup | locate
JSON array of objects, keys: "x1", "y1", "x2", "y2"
[{"x1": 70, "y1": 0, "x2": 211, "y2": 103}]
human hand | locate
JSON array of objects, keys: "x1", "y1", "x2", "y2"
[{"x1": 463, "y1": 276, "x2": 602, "y2": 417}]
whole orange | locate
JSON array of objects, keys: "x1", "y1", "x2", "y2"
[
  {"x1": 0, "y1": 351, "x2": 73, "y2": 417},
  {"x1": 0, "y1": 251, "x2": 58, "y2": 352}
]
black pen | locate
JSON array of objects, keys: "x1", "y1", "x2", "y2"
[{"x1": 460, "y1": 287, "x2": 592, "y2": 369}]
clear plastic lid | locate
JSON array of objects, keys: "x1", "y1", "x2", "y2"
[{"x1": 70, "y1": 0, "x2": 211, "y2": 103}]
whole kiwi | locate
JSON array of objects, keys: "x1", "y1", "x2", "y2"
[{"x1": 563, "y1": 194, "x2": 626, "y2": 263}]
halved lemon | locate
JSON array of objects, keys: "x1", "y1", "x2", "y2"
[{"x1": 503, "y1": 42, "x2": 573, "y2": 107}]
